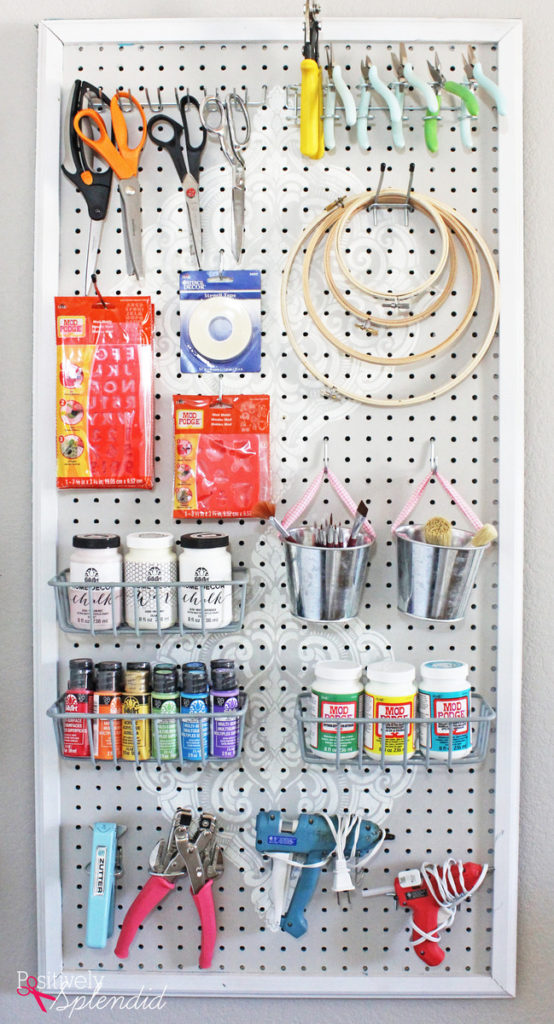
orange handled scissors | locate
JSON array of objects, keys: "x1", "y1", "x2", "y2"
[{"x1": 74, "y1": 91, "x2": 147, "y2": 279}]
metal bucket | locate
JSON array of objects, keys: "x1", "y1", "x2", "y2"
[
  {"x1": 283, "y1": 529, "x2": 374, "y2": 621},
  {"x1": 395, "y1": 525, "x2": 489, "y2": 622}
]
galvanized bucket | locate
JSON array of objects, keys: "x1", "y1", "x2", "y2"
[
  {"x1": 395, "y1": 525, "x2": 489, "y2": 622},
  {"x1": 283, "y1": 529, "x2": 374, "y2": 621}
]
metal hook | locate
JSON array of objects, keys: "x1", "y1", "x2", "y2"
[
  {"x1": 404, "y1": 161, "x2": 415, "y2": 225},
  {"x1": 144, "y1": 86, "x2": 164, "y2": 112},
  {"x1": 218, "y1": 248, "x2": 225, "y2": 279},
  {"x1": 218, "y1": 374, "x2": 224, "y2": 403},
  {"x1": 323, "y1": 436, "x2": 330, "y2": 474},
  {"x1": 116, "y1": 89, "x2": 135, "y2": 113},
  {"x1": 429, "y1": 437, "x2": 438, "y2": 474},
  {"x1": 372, "y1": 162, "x2": 387, "y2": 224}
]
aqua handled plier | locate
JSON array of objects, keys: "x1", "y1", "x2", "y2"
[
  {"x1": 114, "y1": 809, "x2": 224, "y2": 969},
  {"x1": 360, "y1": 55, "x2": 405, "y2": 150},
  {"x1": 391, "y1": 43, "x2": 439, "y2": 117},
  {"x1": 463, "y1": 45, "x2": 507, "y2": 116},
  {"x1": 323, "y1": 44, "x2": 357, "y2": 150},
  {"x1": 426, "y1": 52, "x2": 479, "y2": 152}
]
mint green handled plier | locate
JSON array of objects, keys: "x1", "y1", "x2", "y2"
[
  {"x1": 463, "y1": 45, "x2": 507, "y2": 116},
  {"x1": 426, "y1": 52, "x2": 479, "y2": 152},
  {"x1": 362, "y1": 55, "x2": 405, "y2": 150}
]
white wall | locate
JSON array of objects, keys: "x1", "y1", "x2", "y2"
[{"x1": 1, "y1": 1, "x2": 552, "y2": 1020}]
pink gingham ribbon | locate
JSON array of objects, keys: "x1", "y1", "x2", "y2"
[
  {"x1": 282, "y1": 468, "x2": 375, "y2": 541},
  {"x1": 391, "y1": 470, "x2": 483, "y2": 535}
]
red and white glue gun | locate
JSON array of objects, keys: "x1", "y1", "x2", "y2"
[{"x1": 363, "y1": 858, "x2": 488, "y2": 966}]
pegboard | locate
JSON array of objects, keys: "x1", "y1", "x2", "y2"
[{"x1": 33, "y1": 18, "x2": 523, "y2": 999}]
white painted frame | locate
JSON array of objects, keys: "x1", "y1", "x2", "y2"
[{"x1": 33, "y1": 17, "x2": 523, "y2": 998}]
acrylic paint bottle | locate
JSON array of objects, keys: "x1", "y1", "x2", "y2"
[
  {"x1": 122, "y1": 662, "x2": 151, "y2": 761},
  {"x1": 151, "y1": 664, "x2": 179, "y2": 761},
  {"x1": 63, "y1": 658, "x2": 95, "y2": 757},
  {"x1": 210, "y1": 660, "x2": 240, "y2": 759},
  {"x1": 180, "y1": 662, "x2": 210, "y2": 761},
  {"x1": 93, "y1": 661, "x2": 123, "y2": 761}
]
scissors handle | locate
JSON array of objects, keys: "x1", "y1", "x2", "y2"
[
  {"x1": 61, "y1": 80, "x2": 112, "y2": 221},
  {"x1": 147, "y1": 113, "x2": 187, "y2": 180},
  {"x1": 74, "y1": 92, "x2": 146, "y2": 181},
  {"x1": 179, "y1": 94, "x2": 207, "y2": 182}
]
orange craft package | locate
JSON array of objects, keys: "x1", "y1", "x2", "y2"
[{"x1": 55, "y1": 296, "x2": 154, "y2": 488}]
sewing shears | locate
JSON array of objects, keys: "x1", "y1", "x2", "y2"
[
  {"x1": 74, "y1": 91, "x2": 147, "y2": 279},
  {"x1": 61, "y1": 80, "x2": 113, "y2": 293},
  {"x1": 147, "y1": 94, "x2": 207, "y2": 267},
  {"x1": 200, "y1": 91, "x2": 251, "y2": 262}
]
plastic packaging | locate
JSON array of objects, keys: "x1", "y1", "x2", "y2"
[
  {"x1": 173, "y1": 394, "x2": 273, "y2": 519},
  {"x1": 309, "y1": 661, "x2": 364, "y2": 760},
  {"x1": 69, "y1": 533, "x2": 122, "y2": 630},
  {"x1": 55, "y1": 296, "x2": 154, "y2": 488},
  {"x1": 180, "y1": 269, "x2": 261, "y2": 373},
  {"x1": 124, "y1": 533, "x2": 177, "y2": 630},
  {"x1": 179, "y1": 532, "x2": 233, "y2": 629},
  {"x1": 418, "y1": 660, "x2": 472, "y2": 760},
  {"x1": 364, "y1": 660, "x2": 417, "y2": 760}
]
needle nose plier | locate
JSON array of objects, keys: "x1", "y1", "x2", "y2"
[{"x1": 114, "y1": 808, "x2": 224, "y2": 969}]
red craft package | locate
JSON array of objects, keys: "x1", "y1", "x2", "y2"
[
  {"x1": 55, "y1": 296, "x2": 154, "y2": 489},
  {"x1": 173, "y1": 394, "x2": 274, "y2": 519}
]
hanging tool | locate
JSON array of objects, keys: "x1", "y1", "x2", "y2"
[
  {"x1": 200, "y1": 91, "x2": 251, "y2": 262},
  {"x1": 323, "y1": 44, "x2": 357, "y2": 150},
  {"x1": 114, "y1": 808, "x2": 224, "y2": 968},
  {"x1": 74, "y1": 90, "x2": 147, "y2": 279},
  {"x1": 61, "y1": 80, "x2": 113, "y2": 293},
  {"x1": 300, "y1": 2, "x2": 324, "y2": 159},
  {"x1": 426, "y1": 52, "x2": 479, "y2": 151},
  {"x1": 147, "y1": 93, "x2": 207, "y2": 267},
  {"x1": 463, "y1": 45, "x2": 507, "y2": 116},
  {"x1": 256, "y1": 811, "x2": 385, "y2": 938},
  {"x1": 391, "y1": 43, "x2": 439, "y2": 115},
  {"x1": 86, "y1": 822, "x2": 126, "y2": 949},
  {"x1": 361, "y1": 55, "x2": 405, "y2": 150},
  {"x1": 363, "y1": 858, "x2": 488, "y2": 966}
]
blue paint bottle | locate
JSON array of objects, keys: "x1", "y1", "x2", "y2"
[{"x1": 180, "y1": 662, "x2": 210, "y2": 761}]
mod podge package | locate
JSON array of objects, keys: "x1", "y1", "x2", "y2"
[
  {"x1": 180, "y1": 269, "x2": 261, "y2": 374},
  {"x1": 55, "y1": 296, "x2": 154, "y2": 488},
  {"x1": 173, "y1": 395, "x2": 273, "y2": 519}
]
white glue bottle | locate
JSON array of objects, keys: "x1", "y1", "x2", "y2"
[
  {"x1": 364, "y1": 661, "x2": 417, "y2": 760},
  {"x1": 418, "y1": 660, "x2": 472, "y2": 761}
]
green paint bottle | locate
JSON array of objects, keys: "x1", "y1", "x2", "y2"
[{"x1": 151, "y1": 664, "x2": 179, "y2": 761}]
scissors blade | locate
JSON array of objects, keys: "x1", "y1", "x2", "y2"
[
  {"x1": 182, "y1": 172, "x2": 202, "y2": 268},
  {"x1": 231, "y1": 170, "x2": 245, "y2": 263},
  {"x1": 118, "y1": 176, "x2": 144, "y2": 279},
  {"x1": 85, "y1": 218, "x2": 104, "y2": 294}
]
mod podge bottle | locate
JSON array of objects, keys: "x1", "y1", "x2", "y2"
[
  {"x1": 364, "y1": 660, "x2": 417, "y2": 761},
  {"x1": 418, "y1": 660, "x2": 472, "y2": 760},
  {"x1": 309, "y1": 661, "x2": 364, "y2": 760}
]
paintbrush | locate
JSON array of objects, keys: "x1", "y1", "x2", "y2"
[{"x1": 347, "y1": 501, "x2": 369, "y2": 547}]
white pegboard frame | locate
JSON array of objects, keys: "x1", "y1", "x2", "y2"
[{"x1": 33, "y1": 18, "x2": 523, "y2": 998}]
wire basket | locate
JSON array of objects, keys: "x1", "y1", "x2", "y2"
[
  {"x1": 295, "y1": 692, "x2": 495, "y2": 770},
  {"x1": 47, "y1": 694, "x2": 248, "y2": 766},
  {"x1": 48, "y1": 568, "x2": 248, "y2": 636}
]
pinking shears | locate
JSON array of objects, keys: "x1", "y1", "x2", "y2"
[
  {"x1": 147, "y1": 93, "x2": 207, "y2": 267},
  {"x1": 74, "y1": 90, "x2": 147, "y2": 279}
]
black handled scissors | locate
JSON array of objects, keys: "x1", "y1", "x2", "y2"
[
  {"x1": 61, "y1": 80, "x2": 113, "y2": 292},
  {"x1": 147, "y1": 94, "x2": 207, "y2": 267}
]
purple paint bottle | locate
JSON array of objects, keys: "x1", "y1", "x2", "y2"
[{"x1": 210, "y1": 660, "x2": 240, "y2": 759}]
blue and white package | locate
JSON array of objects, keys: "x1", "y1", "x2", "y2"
[{"x1": 180, "y1": 269, "x2": 261, "y2": 373}]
